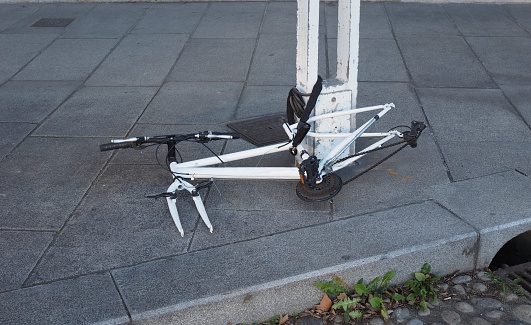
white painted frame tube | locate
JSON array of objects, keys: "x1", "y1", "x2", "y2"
[{"x1": 170, "y1": 103, "x2": 396, "y2": 180}]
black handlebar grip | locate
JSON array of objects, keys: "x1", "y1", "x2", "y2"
[{"x1": 99, "y1": 142, "x2": 135, "y2": 152}]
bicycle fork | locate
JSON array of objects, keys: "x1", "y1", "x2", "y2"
[{"x1": 164, "y1": 177, "x2": 213, "y2": 237}]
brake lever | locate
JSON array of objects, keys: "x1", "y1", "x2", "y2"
[
  {"x1": 146, "y1": 192, "x2": 177, "y2": 200},
  {"x1": 195, "y1": 179, "x2": 213, "y2": 191},
  {"x1": 403, "y1": 121, "x2": 426, "y2": 148}
]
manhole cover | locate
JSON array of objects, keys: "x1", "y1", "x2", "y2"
[
  {"x1": 497, "y1": 261, "x2": 531, "y2": 297},
  {"x1": 31, "y1": 18, "x2": 75, "y2": 28},
  {"x1": 227, "y1": 115, "x2": 290, "y2": 147}
]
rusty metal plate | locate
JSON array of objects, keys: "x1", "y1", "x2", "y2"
[
  {"x1": 227, "y1": 115, "x2": 290, "y2": 147},
  {"x1": 31, "y1": 18, "x2": 75, "y2": 28},
  {"x1": 497, "y1": 261, "x2": 531, "y2": 297}
]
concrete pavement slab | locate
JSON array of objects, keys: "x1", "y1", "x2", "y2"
[
  {"x1": 0, "y1": 272, "x2": 129, "y2": 325},
  {"x1": 0, "y1": 230, "x2": 53, "y2": 292},
  {"x1": 13, "y1": 38, "x2": 117, "y2": 81},
  {"x1": 0, "y1": 81, "x2": 79, "y2": 123},
  {"x1": 327, "y1": 2, "x2": 390, "y2": 42},
  {"x1": 416, "y1": 88, "x2": 531, "y2": 180},
  {"x1": 435, "y1": 140, "x2": 531, "y2": 181},
  {"x1": 397, "y1": 35, "x2": 495, "y2": 88},
  {"x1": 60, "y1": 3, "x2": 148, "y2": 39},
  {"x1": 0, "y1": 137, "x2": 109, "y2": 230},
  {"x1": 261, "y1": 1, "x2": 297, "y2": 35},
  {"x1": 0, "y1": 122, "x2": 34, "y2": 160},
  {"x1": 466, "y1": 36, "x2": 531, "y2": 86},
  {"x1": 132, "y1": 3, "x2": 207, "y2": 35},
  {"x1": 34, "y1": 86, "x2": 157, "y2": 137},
  {"x1": 2, "y1": 3, "x2": 94, "y2": 34},
  {"x1": 417, "y1": 88, "x2": 529, "y2": 142},
  {"x1": 359, "y1": 3, "x2": 393, "y2": 39},
  {"x1": 0, "y1": 33, "x2": 57, "y2": 84},
  {"x1": 113, "y1": 201, "x2": 477, "y2": 324},
  {"x1": 247, "y1": 33, "x2": 296, "y2": 86},
  {"x1": 318, "y1": 31, "x2": 328, "y2": 78},
  {"x1": 235, "y1": 85, "x2": 288, "y2": 119},
  {"x1": 425, "y1": 171, "x2": 531, "y2": 269},
  {"x1": 139, "y1": 81, "x2": 242, "y2": 124},
  {"x1": 189, "y1": 209, "x2": 330, "y2": 251},
  {"x1": 500, "y1": 84, "x2": 531, "y2": 126},
  {"x1": 323, "y1": 2, "x2": 338, "y2": 39},
  {"x1": 358, "y1": 38, "x2": 409, "y2": 82},
  {"x1": 192, "y1": 2, "x2": 265, "y2": 39},
  {"x1": 328, "y1": 37, "x2": 409, "y2": 82},
  {"x1": 24, "y1": 164, "x2": 195, "y2": 285},
  {"x1": 505, "y1": 4, "x2": 531, "y2": 33},
  {"x1": 0, "y1": 3, "x2": 38, "y2": 32},
  {"x1": 86, "y1": 34, "x2": 188, "y2": 87},
  {"x1": 443, "y1": 3, "x2": 528, "y2": 37},
  {"x1": 168, "y1": 38, "x2": 255, "y2": 82},
  {"x1": 385, "y1": 3, "x2": 460, "y2": 36}
]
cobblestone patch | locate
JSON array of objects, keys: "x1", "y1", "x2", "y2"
[
  {"x1": 285, "y1": 271, "x2": 531, "y2": 325},
  {"x1": 513, "y1": 304, "x2": 531, "y2": 323}
]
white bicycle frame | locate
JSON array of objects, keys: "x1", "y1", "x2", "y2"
[{"x1": 157, "y1": 103, "x2": 402, "y2": 236}]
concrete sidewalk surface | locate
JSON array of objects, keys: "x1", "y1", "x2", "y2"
[{"x1": 0, "y1": 1, "x2": 530, "y2": 324}]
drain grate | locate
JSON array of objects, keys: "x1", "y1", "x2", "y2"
[
  {"x1": 227, "y1": 114, "x2": 290, "y2": 147},
  {"x1": 497, "y1": 261, "x2": 531, "y2": 297},
  {"x1": 31, "y1": 18, "x2": 75, "y2": 28}
]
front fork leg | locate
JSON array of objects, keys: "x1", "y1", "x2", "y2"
[
  {"x1": 166, "y1": 196, "x2": 184, "y2": 237},
  {"x1": 191, "y1": 190, "x2": 213, "y2": 233}
]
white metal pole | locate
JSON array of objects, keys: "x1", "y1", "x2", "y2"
[
  {"x1": 296, "y1": 0, "x2": 320, "y2": 91},
  {"x1": 295, "y1": 0, "x2": 361, "y2": 158}
]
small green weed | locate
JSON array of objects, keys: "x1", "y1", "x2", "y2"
[
  {"x1": 313, "y1": 263, "x2": 440, "y2": 322},
  {"x1": 314, "y1": 276, "x2": 350, "y2": 297},
  {"x1": 488, "y1": 272, "x2": 525, "y2": 296},
  {"x1": 314, "y1": 270, "x2": 401, "y2": 322},
  {"x1": 403, "y1": 263, "x2": 440, "y2": 311}
]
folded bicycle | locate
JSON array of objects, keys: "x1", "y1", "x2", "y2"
[{"x1": 100, "y1": 76, "x2": 426, "y2": 236}]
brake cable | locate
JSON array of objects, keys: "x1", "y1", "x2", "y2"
[{"x1": 337, "y1": 141, "x2": 409, "y2": 186}]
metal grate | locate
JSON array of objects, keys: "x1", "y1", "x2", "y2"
[
  {"x1": 31, "y1": 18, "x2": 75, "y2": 28},
  {"x1": 227, "y1": 114, "x2": 290, "y2": 147},
  {"x1": 497, "y1": 261, "x2": 531, "y2": 297}
]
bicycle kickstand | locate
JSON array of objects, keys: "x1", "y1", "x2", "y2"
[{"x1": 164, "y1": 178, "x2": 213, "y2": 237}]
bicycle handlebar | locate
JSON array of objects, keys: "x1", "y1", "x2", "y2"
[
  {"x1": 99, "y1": 141, "x2": 136, "y2": 151},
  {"x1": 99, "y1": 131, "x2": 240, "y2": 152},
  {"x1": 195, "y1": 131, "x2": 240, "y2": 140}
]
